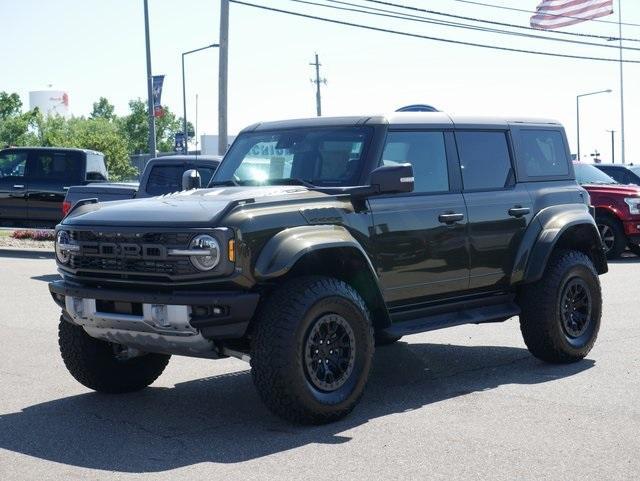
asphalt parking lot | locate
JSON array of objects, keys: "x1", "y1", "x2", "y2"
[{"x1": 1, "y1": 248, "x2": 639, "y2": 481}]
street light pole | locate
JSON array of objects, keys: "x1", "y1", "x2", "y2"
[
  {"x1": 607, "y1": 130, "x2": 616, "y2": 163},
  {"x1": 618, "y1": 0, "x2": 626, "y2": 164},
  {"x1": 218, "y1": 0, "x2": 230, "y2": 156},
  {"x1": 181, "y1": 44, "x2": 219, "y2": 154},
  {"x1": 576, "y1": 89, "x2": 612, "y2": 162},
  {"x1": 143, "y1": 0, "x2": 156, "y2": 156}
]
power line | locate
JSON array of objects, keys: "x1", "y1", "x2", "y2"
[
  {"x1": 358, "y1": 0, "x2": 640, "y2": 42},
  {"x1": 446, "y1": 0, "x2": 640, "y2": 28},
  {"x1": 285, "y1": 0, "x2": 640, "y2": 51},
  {"x1": 229, "y1": 0, "x2": 640, "y2": 63}
]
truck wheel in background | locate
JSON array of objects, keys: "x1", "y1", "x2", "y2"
[
  {"x1": 518, "y1": 250, "x2": 601, "y2": 364},
  {"x1": 250, "y1": 276, "x2": 374, "y2": 424},
  {"x1": 58, "y1": 318, "x2": 170, "y2": 393},
  {"x1": 596, "y1": 216, "x2": 625, "y2": 259}
]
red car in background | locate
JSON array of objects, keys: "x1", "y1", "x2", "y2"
[{"x1": 574, "y1": 162, "x2": 640, "y2": 259}]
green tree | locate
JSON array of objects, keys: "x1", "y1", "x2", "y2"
[
  {"x1": 0, "y1": 92, "x2": 23, "y2": 120},
  {"x1": 35, "y1": 114, "x2": 136, "y2": 181},
  {"x1": 90, "y1": 97, "x2": 116, "y2": 121},
  {"x1": 0, "y1": 91, "x2": 39, "y2": 147},
  {"x1": 119, "y1": 98, "x2": 185, "y2": 154}
]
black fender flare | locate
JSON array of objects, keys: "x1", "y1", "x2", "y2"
[
  {"x1": 254, "y1": 225, "x2": 390, "y2": 329},
  {"x1": 255, "y1": 225, "x2": 377, "y2": 280},
  {"x1": 511, "y1": 204, "x2": 607, "y2": 285}
]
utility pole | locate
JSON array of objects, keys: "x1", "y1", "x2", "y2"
[
  {"x1": 143, "y1": 0, "x2": 156, "y2": 155},
  {"x1": 310, "y1": 53, "x2": 327, "y2": 117},
  {"x1": 607, "y1": 130, "x2": 616, "y2": 163},
  {"x1": 618, "y1": 0, "x2": 626, "y2": 164},
  {"x1": 218, "y1": 0, "x2": 229, "y2": 155}
]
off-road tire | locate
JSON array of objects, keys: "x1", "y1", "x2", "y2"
[
  {"x1": 519, "y1": 250, "x2": 601, "y2": 363},
  {"x1": 375, "y1": 331, "x2": 402, "y2": 346},
  {"x1": 58, "y1": 318, "x2": 170, "y2": 393},
  {"x1": 250, "y1": 276, "x2": 374, "y2": 424},
  {"x1": 597, "y1": 216, "x2": 625, "y2": 259}
]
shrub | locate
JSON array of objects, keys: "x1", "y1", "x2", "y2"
[{"x1": 10, "y1": 229, "x2": 55, "y2": 241}]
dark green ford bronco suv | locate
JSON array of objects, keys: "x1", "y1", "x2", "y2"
[{"x1": 50, "y1": 113, "x2": 607, "y2": 424}]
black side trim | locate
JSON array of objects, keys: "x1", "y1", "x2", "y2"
[{"x1": 384, "y1": 301, "x2": 520, "y2": 337}]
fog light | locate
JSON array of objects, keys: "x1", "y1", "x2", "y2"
[
  {"x1": 151, "y1": 304, "x2": 169, "y2": 327},
  {"x1": 213, "y1": 307, "x2": 223, "y2": 315}
]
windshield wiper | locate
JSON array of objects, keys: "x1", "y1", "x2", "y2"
[{"x1": 265, "y1": 178, "x2": 316, "y2": 188}]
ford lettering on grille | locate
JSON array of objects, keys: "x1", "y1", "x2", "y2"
[{"x1": 80, "y1": 242, "x2": 167, "y2": 260}]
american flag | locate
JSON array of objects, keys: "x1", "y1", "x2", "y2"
[{"x1": 530, "y1": 0, "x2": 614, "y2": 29}]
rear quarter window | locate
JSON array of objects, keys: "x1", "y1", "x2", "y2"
[
  {"x1": 517, "y1": 130, "x2": 569, "y2": 179},
  {"x1": 456, "y1": 131, "x2": 513, "y2": 191}
]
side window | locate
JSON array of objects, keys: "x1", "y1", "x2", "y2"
[
  {"x1": 381, "y1": 131, "x2": 449, "y2": 194},
  {"x1": 31, "y1": 151, "x2": 82, "y2": 181},
  {"x1": 196, "y1": 167, "x2": 215, "y2": 186},
  {"x1": 0, "y1": 152, "x2": 27, "y2": 178},
  {"x1": 456, "y1": 131, "x2": 512, "y2": 191},
  {"x1": 518, "y1": 130, "x2": 569, "y2": 178},
  {"x1": 85, "y1": 154, "x2": 108, "y2": 181},
  {"x1": 146, "y1": 165, "x2": 183, "y2": 195}
]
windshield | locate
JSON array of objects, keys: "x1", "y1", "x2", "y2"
[
  {"x1": 574, "y1": 163, "x2": 618, "y2": 185},
  {"x1": 210, "y1": 127, "x2": 372, "y2": 187}
]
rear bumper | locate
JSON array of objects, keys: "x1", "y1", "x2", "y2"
[{"x1": 49, "y1": 279, "x2": 259, "y2": 340}]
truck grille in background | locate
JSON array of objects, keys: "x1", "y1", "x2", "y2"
[{"x1": 67, "y1": 230, "x2": 198, "y2": 279}]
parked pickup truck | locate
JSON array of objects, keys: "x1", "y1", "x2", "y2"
[
  {"x1": 574, "y1": 161, "x2": 640, "y2": 258},
  {"x1": 62, "y1": 155, "x2": 221, "y2": 216},
  {"x1": 0, "y1": 147, "x2": 107, "y2": 225},
  {"x1": 51, "y1": 113, "x2": 607, "y2": 424}
]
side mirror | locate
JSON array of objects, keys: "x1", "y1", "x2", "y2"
[
  {"x1": 369, "y1": 163, "x2": 414, "y2": 195},
  {"x1": 182, "y1": 169, "x2": 201, "y2": 190}
]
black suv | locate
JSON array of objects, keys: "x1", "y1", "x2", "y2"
[
  {"x1": 594, "y1": 163, "x2": 640, "y2": 185},
  {"x1": 0, "y1": 147, "x2": 107, "y2": 224},
  {"x1": 49, "y1": 113, "x2": 607, "y2": 424}
]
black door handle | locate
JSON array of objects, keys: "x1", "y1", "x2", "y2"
[
  {"x1": 438, "y1": 213, "x2": 464, "y2": 224},
  {"x1": 508, "y1": 207, "x2": 530, "y2": 217}
]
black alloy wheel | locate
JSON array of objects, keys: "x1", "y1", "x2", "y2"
[
  {"x1": 559, "y1": 278, "x2": 592, "y2": 339},
  {"x1": 304, "y1": 314, "x2": 356, "y2": 392}
]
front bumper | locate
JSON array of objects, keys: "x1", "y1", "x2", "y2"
[
  {"x1": 49, "y1": 279, "x2": 260, "y2": 341},
  {"x1": 623, "y1": 221, "x2": 640, "y2": 244}
]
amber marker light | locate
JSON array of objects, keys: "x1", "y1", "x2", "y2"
[{"x1": 228, "y1": 239, "x2": 236, "y2": 262}]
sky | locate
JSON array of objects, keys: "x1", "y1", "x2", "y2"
[{"x1": 2, "y1": 0, "x2": 639, "y2": 162}]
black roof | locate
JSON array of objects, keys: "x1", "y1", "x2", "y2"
[
  {"x1": 149, "y1": 155, "x2": 222, "y2": 163},
  {"x1": 1, "y1": 146, "x2": 103, "y2": 155}
]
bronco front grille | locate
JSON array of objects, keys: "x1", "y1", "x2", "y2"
[{"x1": 66, "y1": 230, "x2": 199, "y2": 278}]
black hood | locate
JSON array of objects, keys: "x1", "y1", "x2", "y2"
[{"x1": 63, "y1": 186, "x2": 328, "y2": 228}]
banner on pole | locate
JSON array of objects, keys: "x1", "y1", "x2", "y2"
[{"x1": 152, "y1": 75, "x2": 165, "y2": 118}]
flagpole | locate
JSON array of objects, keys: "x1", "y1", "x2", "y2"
[{"x1": 618, "y1": 0, "x2": 626, "y2": 164}]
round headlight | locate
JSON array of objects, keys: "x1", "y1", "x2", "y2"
[
  {"x1": 55, "y1": 230, "x2": 72, "y2": 264},
  {"x1": 189, "y1": 234, "x2": 220, "y2": 271}
]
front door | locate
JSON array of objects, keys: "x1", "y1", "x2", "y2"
[
  {"x1": 455, "y1": 130, "x2": 532, "y2": 289},
  {"x1": 369, "y1": 130, "x2": 469, "y2": 306},
  {"x1": 26, "y1": 150, "x2": 82, "y2": 223},
  {"x1": 0, "y1": 150, "x2": 28, "y2": 221}
]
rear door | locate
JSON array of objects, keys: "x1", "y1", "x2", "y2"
[
  {"x1": 455, "y1": 130, "x2": 532, "y2": 289},
  {"x1": 0, "y1": 150, "x2": 28, "y2": 220},
  {"x1": 26, "y1": 150, "x2": 84, "y2": 222},
  {"x1": 369, "y1": 130, "x2": 469, "y2": 305}
]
